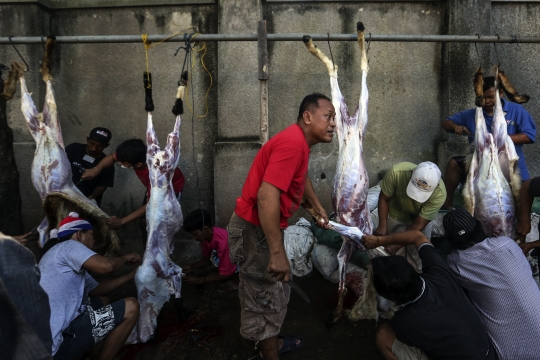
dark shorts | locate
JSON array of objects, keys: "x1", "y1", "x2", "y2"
[
  {"x1": 53, "y1": 297, "x2": 125, "y2": 360},
  {"x1": 452, "y1": 155, "x2": 467, "y2": 184},
  {"x1": 227, "y1": 213, "x2": 290, "y2": 342}
]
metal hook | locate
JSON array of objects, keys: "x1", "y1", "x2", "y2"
[
  {"x1": 472, "y1": 34, "x2": 482, "y2": 67},
  {"x1": 327, "y1": 32, "x2": 335, "y2": 70},
  {"x1": 493, "y1": 34, "x2": 501, "y2": 67},
  {"x1": 8, "y1": 36, "x2": 29, "y2": 72},
  {"x1": 367, "y1": 32, "x2": 372, "y2": 54}
]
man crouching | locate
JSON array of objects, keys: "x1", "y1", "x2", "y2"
[{"x1": 39, "y1": 212, "x2": 141, "y2": 360}]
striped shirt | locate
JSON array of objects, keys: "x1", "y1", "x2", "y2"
[{"x1": 448, "y1": 236, "x2": 540, "y2": 360}]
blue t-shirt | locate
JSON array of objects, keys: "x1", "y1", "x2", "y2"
[
  {"x1": 39, "y1": 240, "x2": 98, "y2": 355},
  {"x1": 448, "y1": 99, "x2": 536, "y2": 180}
]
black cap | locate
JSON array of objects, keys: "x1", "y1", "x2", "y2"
[
  {"x1": 443, "y1": 209, "x2": 477, "y2": 240},
  {"x1": 88, "y1": 127, "x2": 112, "y2": 145}
]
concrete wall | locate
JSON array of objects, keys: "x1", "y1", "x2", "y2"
[{"x1": 1, "y1": 1, "x2": 540, "y2": 232}]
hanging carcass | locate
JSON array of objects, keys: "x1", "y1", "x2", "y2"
[
  {"x1": 127, "y1": 113, "x2": 183, "y2": 344},
  {"x1": 463, "y1": 66, "x2": 520, "y2": 237},
  {"x1": 19, "y1": 37, "x2": 120, "y2": 255},
  {"x1": 303, "y1": 23, "x2": 388, "y2": 324}
]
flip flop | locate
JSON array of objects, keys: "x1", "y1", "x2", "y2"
[{"x1": 256, "y1": 335, "x2": 304, "y2": 359}]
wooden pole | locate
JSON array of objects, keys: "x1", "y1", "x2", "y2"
[{"x1": 258, "y1": 20, "x2": 269, "y2": 144}]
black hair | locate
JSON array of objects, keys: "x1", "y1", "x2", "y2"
[
  {"x1": 183, "y1": 209, "x2": 212, "y2": 232},
  {"x1": 116, "y1": 138, "x2": 147, "y2": 164},
  {"x1": 483, "y1": 76, "x2": 498, "y2": 92},
  {"x1": 371, "y1": 256, "x2": 423, "y2": 305},
  {"x1": 447, "y1": 221, "x2": 486, "y2": 251},
  {"x1": 297, "y1": 93, "x2": 332, "y2": 121}
]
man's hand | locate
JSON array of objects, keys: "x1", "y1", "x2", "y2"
[
  {"x1": 81, "y1": 167, "x2": 100, "y2": 181},
  {"x1": 314, "y1": 206, "x2": 329, "y2": 229},
  {"x1": 268, "y1": 250, "x2": 291, "y2": 282},
  {"x1": 519, "y1": 242, "x2": 534, "y2": 255},
  {"x1": 12, "y1": 232, "x2": 31, "y2": 246},
  {"x1": 384, "y1": 244, "x2": 402, "y2": 255},
  {"x1": 516, "y1": 219, "x2": 532, "y2": 240},
  {"x1": 184, "y1": 275, "x2": 205, "y2": 285},
  {"x1": 122, "y1": 253, "x2": 142, "y2": 263},
  {"x1": 106, "y1": 216, "x2": 124, "y2": 229},
  {"x1": 374, "y1": 224, "x2": 388, "y2": 237},
  {"x1": 454, "y1": 125, "x2": 472, "y2": 136},
  {"x1": 362, "y1": 235, "x2": 380, "y2": 249},
  {"x1": 182, "y1": 264, "x2": 192, "y2": 272}
]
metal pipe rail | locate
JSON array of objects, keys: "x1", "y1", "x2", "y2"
[{"x1": 0, "y1": 33, "x2": 539, "y2": 44}]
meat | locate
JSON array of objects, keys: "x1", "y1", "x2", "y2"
[
  {"x1": 127, "y1": 113, "x2": 183, "y2": 344},
  {"x1": 463, "y1": 66, "x2": 520, "y2": 237},
  {"x1": 304, "y1": 22, "x2": 387, "y2": 324},
  {"x1": 19, "y1": 37, "x2": 120, "y2": 255}
]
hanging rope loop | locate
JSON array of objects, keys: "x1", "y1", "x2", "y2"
[
  {"x1": 326, "y1": 32, "x2": 335, "y2": 70},
  {"x1": 8, "y1": 36, "x2": 29, "y2": 72}
]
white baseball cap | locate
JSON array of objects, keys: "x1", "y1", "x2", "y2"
[{"x1": 406, "y1": 161, "x2": 441, "y2": 203}]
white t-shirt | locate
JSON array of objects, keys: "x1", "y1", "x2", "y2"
[{"x1": 38, "y1": 240, "x2": 98, "y2": 355}]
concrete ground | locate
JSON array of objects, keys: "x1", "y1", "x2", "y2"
[{"x1": 80, "y1": 234, "x2": 386, "y2": 360}]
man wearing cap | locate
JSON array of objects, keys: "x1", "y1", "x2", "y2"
[
  {"x1": 374, "y1": 161, "x2": 446, "y2": 272},
  {"x1": 65, "y1": 128, "x2": 115, "y2": 207},
  {"x1": 39, "y1": 213, "x2": 141, "y2": 360},
  {"x1": 443, "y1": 209, "x2": 540, "y2": 359},
  {"x1": 361, "y1": 230, "x2": 496, "y2": 360}
]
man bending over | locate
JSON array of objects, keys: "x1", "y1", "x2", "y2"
[
  {"x1": 39, "y1": 213, "x2": 141, "y2": 360},
  {"x1": 363, "y1": 230, "x2": 495, "y2": 360}
]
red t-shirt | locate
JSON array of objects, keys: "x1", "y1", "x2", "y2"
[
  {"x1": 134, "y1": 166, "x2": 185, "y2": 199},
  {"x1": 113, "y1": 152, "x2": 184, "y2": 198},
  {"x1": 235, "y1": 124, "x2": 310, "y2": 229},
  {"x1": 200, "y1": 227, "x2": 237, "y2": 276}
]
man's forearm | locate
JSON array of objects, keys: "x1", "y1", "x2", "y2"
[
  {"x1": 122, "y1": 205, "x2": 147, "y2": 225},
  {"x1": 510, "y1": 133, "x2": 533, "y2": 145},
  {"x1": 258, "y1": 182, "x2": 285, "y2": 256},
  {"x1": 520, "y1": 180, "x2": 533, "y2": 217},
  {"x1": 303, "y1": 177, "x2": 322, "y2": 209},
  {"x1": 89, "y1": 271, "x2": 133, "y2": 296},
  {"x1": 442, "y1": 120, "x2": 457, "y2": 132},
  {"x1": 203, "y1": 273, "x2": 232, "y2": 283},
  {"x1": 372, "y1": 230, "x2": 428, "y2": 249},
  {"x1": 89, "y1": 186, "x2": 107, "y2": 200},
  {"x1": 186, "y1": 258, "x2": 211, "y2": 270},
  {"x1": 377, "y1": 193, "x2": 390, "y2": 227}
]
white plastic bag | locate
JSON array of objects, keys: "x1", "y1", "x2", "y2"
[{"x1": 283, "y1": 218, "x2": 315, "y2": 277}]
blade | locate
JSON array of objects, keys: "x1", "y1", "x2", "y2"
[{"x1": 287, "y1": 279, "x2": 310, "y2": 304}]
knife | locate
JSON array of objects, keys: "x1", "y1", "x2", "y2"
[{"x1": 285, "y1": 277, "x2": 310, "y2": 304}]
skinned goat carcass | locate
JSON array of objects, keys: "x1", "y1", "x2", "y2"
[
  {"x1": 463, "y1": 66, "x2": 520, "y2": 237},
  {"x1": 19, "y1": 37, "x2": 120, "y2": 255},
  {"x1": 127, "y1": 113, "x2": 183, "y2": 344},
  {"x1": 303, "y1": 23, "x2": 388, "y2": 325}
]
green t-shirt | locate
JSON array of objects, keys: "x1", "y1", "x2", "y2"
[{"x1": 381, "y1": 162, "x2": 446, "y2": 223}]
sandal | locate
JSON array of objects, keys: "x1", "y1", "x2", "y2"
[{"x1": 256, "y1": 335, "x2": 304, "y2": 359}]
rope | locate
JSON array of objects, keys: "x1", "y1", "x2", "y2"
[
  {"x1": 326, "y1": 32, "x2": 335, "y2": 70},
  {"x1": 184, "y1": 33, "x2": 213, "y2": 119},
  {"x1": 8, "y1": 36, "x2": 29, "y2": 72}
]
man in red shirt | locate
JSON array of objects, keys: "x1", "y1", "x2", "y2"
[
  {"x1": 81, "y1": 139, "x2": 185, "y2": 237},
  {"x1": 228, "y1": 93, "x2": 334, "y2": 360}
]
